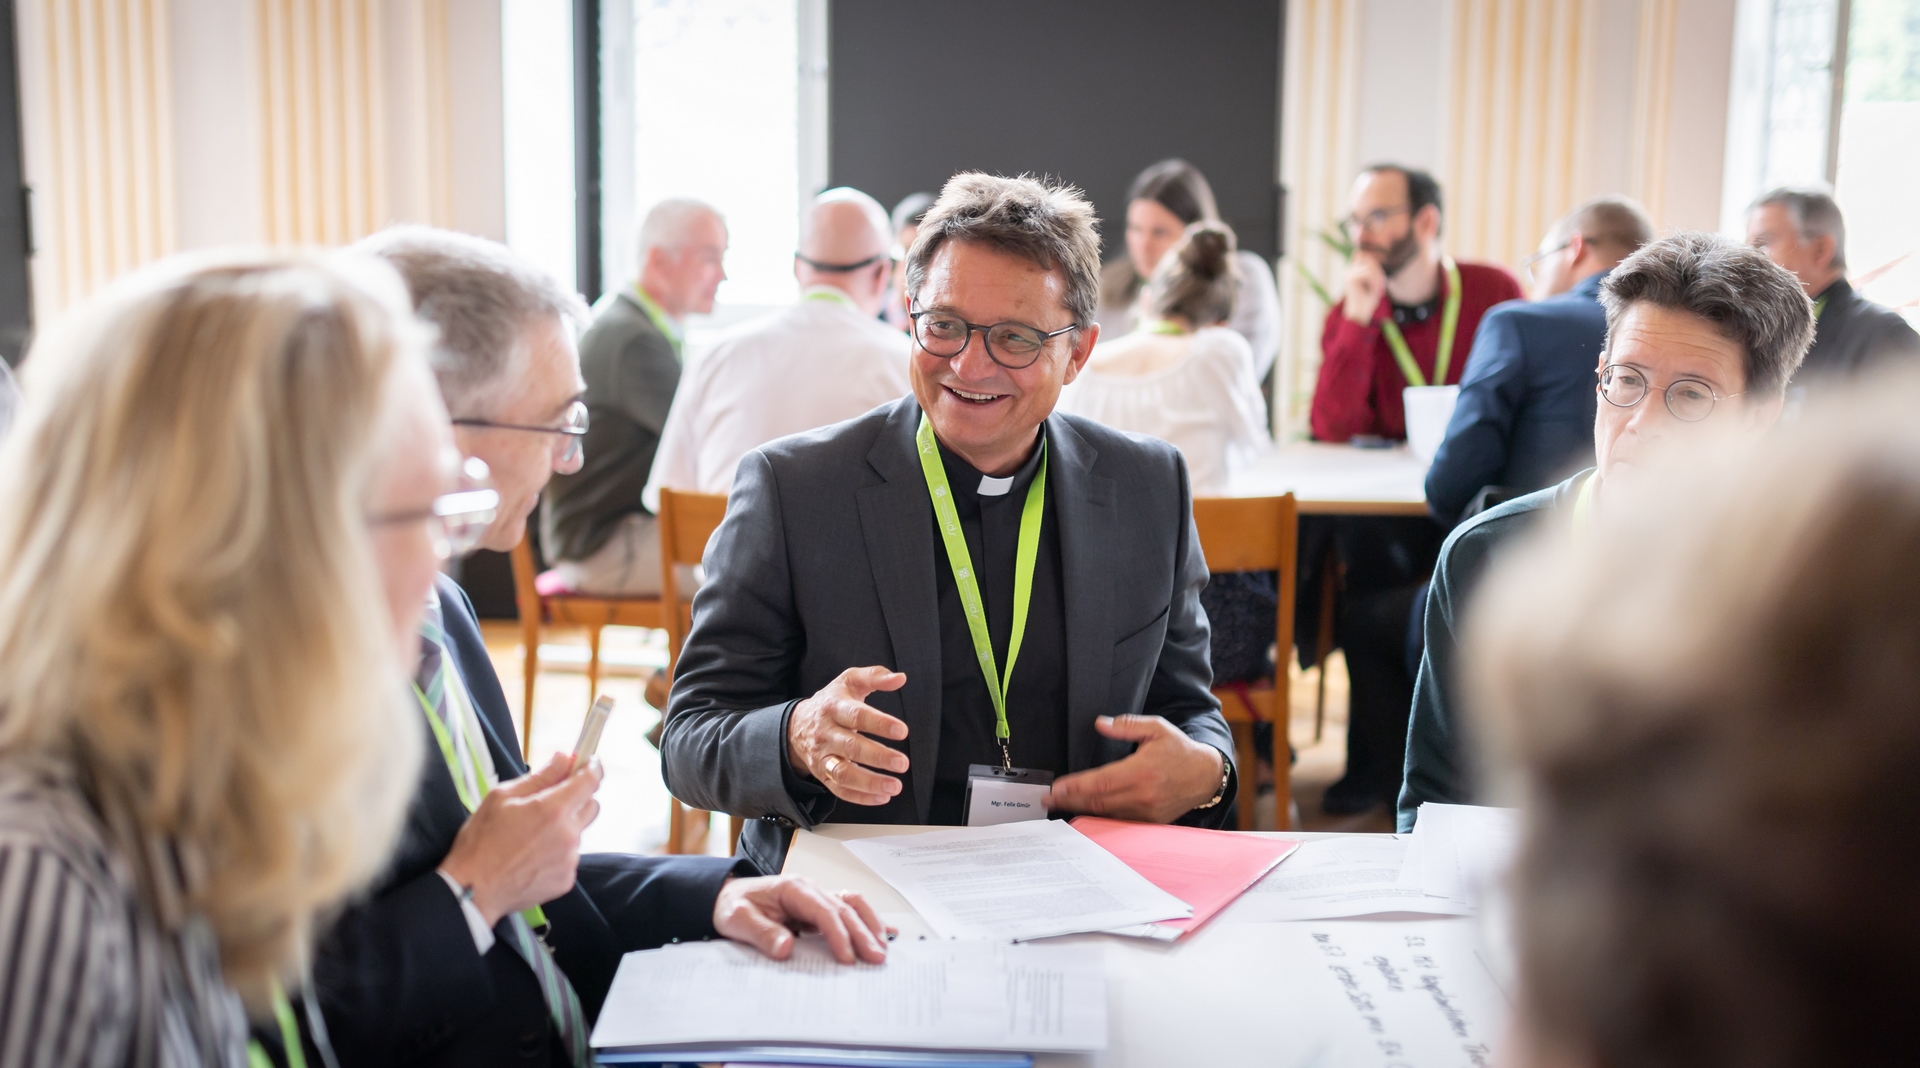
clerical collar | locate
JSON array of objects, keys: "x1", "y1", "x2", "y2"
[{"x1": 935, "y1": 426, "x2": 1048, "y2": 498}]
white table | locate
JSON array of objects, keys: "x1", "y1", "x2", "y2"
[
  {"x1": 784, "y1": 824, "x2": 1489, "y2": 1068},
  {"x1": 1226, "y1": 443, "x2": 1430, "y2": 516}
]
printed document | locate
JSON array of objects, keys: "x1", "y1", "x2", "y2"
[
  {"x1": 1219, "y1": 836, "x2": 1472, "y2": 922},
  {"x1": 590, "y1": 938, "x2": 1106, "y2": 1054},
  {"x1": 842, "y1": 820, "x2": 1192, "y2": 941}
]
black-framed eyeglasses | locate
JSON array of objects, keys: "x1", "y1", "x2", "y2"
[
  {"x1": 1341, "y1": 206, "x2": 1410, "y2": 235},
  {"x1": 453, "y1": 400, "x2": 589, "y2": 466},
  {"x1": 1598, "y1": 363, "x2": 1743, "y2": 423},
  {"x1": 909, "y1": 305, "x2": 1079, "y2": 370},
  {"x1": 369, "y1": 456, "x2": 500, "y2": 559}
]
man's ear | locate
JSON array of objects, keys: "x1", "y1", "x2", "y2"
[
  {"x1": 1815, "y1": 233, "x2": 1840, "y2": 274},
  {"x1": 1060, "y1": 322, "x2": 1100, "y2": 385},
  {"x1": 1415, "y1": 203, "x2": 1442, "y2": 243}
]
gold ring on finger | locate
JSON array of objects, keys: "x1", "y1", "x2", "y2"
[{"x1": 823, "y1": 754, "x2": 844, "y2": 777}]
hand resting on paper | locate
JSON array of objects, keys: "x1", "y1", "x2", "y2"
[
  {"x1": 1047, "y1": 715, "x2": 1226, "y2": 823},
  {"x1": 712, "y1": 875, "x2": 892, "y2": 964},
  {"x1": 787, "y1": 665, "x2": 911, "y2": 806},
  {"x1": 438, "y1": 753, "x2": 603, "y2": 926}
]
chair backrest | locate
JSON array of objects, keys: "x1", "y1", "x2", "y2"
[
  {"x1": 1191, "y1": 494, "x2": 1300, "y2": 677},
  {"x1": 656, "y1": 488, "x2": 729, "y2": 670},
  {"x1": 509, "y1": 527, "x2": 543, "y2": 624}
]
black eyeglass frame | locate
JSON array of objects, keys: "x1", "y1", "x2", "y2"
[
  {"x1": 908, "y1": 305, "x2": 1081, "y2": 370},
  {"x1": 452, "y1": 400, "x2": 589, "y2": 462},
  {"x1": 1597, "y1": 362, "x2": 1744, "y2": 423}
]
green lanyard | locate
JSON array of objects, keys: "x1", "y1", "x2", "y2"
[
  {"x1": 631, "y1": 285, "x2": 683, "y2": 359},
  {"x1": 1143, "y1": 318, "x2": 1187, "y2": 336},
  {"x1": 1572, "y1": 470, "x2": 1597, "y2": 531},
  {"x1": 414, "y1": 681, "x2": 548, "y2": 929},
  {"x1": 915, "y1": 414, "x2": 1047, "y2": 769},
  {"x1": 802, "y1": 287, "x2": 856, "y2": 309},
  {"x1": 245, "y1": 982, "x2": 308, "y2": 1068},
  {"x1": 1378, "y1": 258, "x2": 1463, "y2": 388},
  {"x1": 1813, "y1": 295, "x2": 1828, "y2": 320}
]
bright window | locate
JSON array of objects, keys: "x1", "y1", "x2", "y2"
[
  {"x1": 1834, "y1": 0, "x2": 1920, "y2": 323},
  {"x1": 501, "y1": 0, "x2": 578, "y2": 295}
]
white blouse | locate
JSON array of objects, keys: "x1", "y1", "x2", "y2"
[{"x1": 1059, "y1": 326, "x2": 1272, "y2": 495}]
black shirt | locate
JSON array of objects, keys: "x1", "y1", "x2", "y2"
[{"x1": 928, "y1": 428, "x2": 1070, "y2": 825}]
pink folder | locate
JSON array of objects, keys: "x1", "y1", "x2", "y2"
[{"x1": 1070, "y1": 816, "x2": 1300, "y2": 939}]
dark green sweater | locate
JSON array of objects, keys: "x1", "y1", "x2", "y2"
[
  {"x1": 1397, "y1": 470, "x2": 1591, "y2": 831},
  {"x1": 541, "y1": 290, "x2": 680, "y2": 562}
]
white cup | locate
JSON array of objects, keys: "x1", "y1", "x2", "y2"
[{"x1": 1403, "y1": 385, "x2": 1461, "y2": 464}]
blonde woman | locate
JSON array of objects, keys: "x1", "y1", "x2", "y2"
[{"x1": 0, "y1": 251, "x2": 448, "y2": 1065}]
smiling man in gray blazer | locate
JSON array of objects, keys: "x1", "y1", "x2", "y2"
[{"x1": 662, "y1": 173, "x2": 1235, "y2": 872}]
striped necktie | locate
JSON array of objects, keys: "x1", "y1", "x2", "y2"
[{"x1": 416, "y1": 595, "x2": 594, "y2": 1067}]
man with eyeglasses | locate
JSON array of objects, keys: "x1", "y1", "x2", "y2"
[
  {"x1": 1396, "y1": 232, "x2": 1813, "y2": 831},
  {"x1": 643, "y1": 188, "x2": 911, "y2": 507},
  {"x1": 662, "y1": 173, "x2": 1237, "y2": 875},
  {"x1": 294, "y1": 229, "x2": 889, "y2": 1068},
  {"x1": 1425, "y1": 196, "x2": 1654, "y2": 527},
  {"x1": 542, "y1": 198, "x2": 730, "y2": 597}
]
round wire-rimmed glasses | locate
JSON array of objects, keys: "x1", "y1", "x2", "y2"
[
  {"x1": 368, "y1": 456, "x2": 500, "y2": 560},
  {"x1": 909, "y1": 305, "x2": 1079, "y2": 370},
  {"x1": 452, "y1": 399, "x2": 589, "y2": 466},
  {"x1": 1598, "y1": 363, "x2": 1743, "y2": 423}
]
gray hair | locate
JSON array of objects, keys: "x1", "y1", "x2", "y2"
[
  {"x1": 904, "y1": 173, "x2": 1103, "y2": 326},
  {"x1": 1752, "y1": 186, "x2": 1847, "y2": 270},
  {"x1": 637, "y1": 198, "x2": 725, "y2": 262},
  {"x1": 355, "y1": 226, "x2": 586, "y2": 418},
  {"x1": 1599, "y1": 231, "x2": 1814, "y2": 398},
  {"x1": 1552, "y1": 195, "x2": 1655, "y2": 258}
]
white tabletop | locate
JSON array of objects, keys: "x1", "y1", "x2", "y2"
[
  {"x1": 1225, "y1": 442, "x2": 1430, "y2": 515},
  {"x1": 785, "y1": 824, "x2": 1488, "y2": 1068}
]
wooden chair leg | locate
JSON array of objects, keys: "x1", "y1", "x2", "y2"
[
  {"x1": 1274, "y1": 710, "x2": 1294, "y2": 831},
  {"x1": 685, "y1": 810, "x2": 712, "y2": 855},
  {"x1": 521, "y1": 615, "x2": 540, "y2": 761},
  {"x1": 1229, "y1": 719, "x2": 1256, "y2": 831},
  {"x1": 728, "y1": 815, "x2": 742, "y2": 855},
  {"x1": 586, "y1": 623, "x2": 604, "y2": 705},
  {"x1": 667, "y1": 798, "x2": 685, "y2": 855},
  {"x1": 1312, "y1": 551, "x2": 1340, "y2": 743}
]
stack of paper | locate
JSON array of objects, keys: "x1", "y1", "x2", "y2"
[
  {"x1": 1068, "y1": 816, "x2": 1299, "y2": 939},
  {"x1": 590, "y1": 938, "x2": 1106, "y2": 1062},
  {"x1": 1217, "y1": 836, "x2": 1472, "y2": 922},
  {"x1": 1395, "y1": 803, "x2": 1519, "y2": 908},
  {"x1": 843, "y1": 820, "x2": 1193, "y2": 941}
]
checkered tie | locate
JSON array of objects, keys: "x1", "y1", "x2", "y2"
[{"x1": 416, "y1": 596, "x2": 594, "y2": 1067}]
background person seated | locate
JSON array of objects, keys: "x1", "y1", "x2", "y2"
[
  {"x1": 315, "y1": 228, "x2": 887, "y2": 1068},
  {"x1": 1746, "y1": 186, "x2": 1920, "y2": 392},
  {"x1": 1059, "y1": 219, "x2": 1269, "y2": 495},
  {"x1": 1424, "y1": 196, "x2": 1654, "y2": 527},
  {"x1": 1469, "y1": 377, "x2": 1920, "y2": 1068},
  {"x1": 1095, "y1": 158, "x2": 1282, "y2": 379},
  {"x1": 0, "y1": 251, "x2": 437, "y2": 1064},
  {"x1": 644, "y1": 187, "x2": 912, "y2": 504},
  {"x1": 885, "y1": 191, "x2": 936, "y2": 330},
  {"x1": 1398, "y1": 232, "x2": 1814, "y2": 830},
  {"x1": 662, "y1": 174, "x2": 1235, "y2": 874},
  {"x1": 541, "y1": 198, "x2": 728, "y2": 596}
]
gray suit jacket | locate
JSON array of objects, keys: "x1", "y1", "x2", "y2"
[{"x1": 661, "y1": 395, "x2": 1233, "y2": 872}]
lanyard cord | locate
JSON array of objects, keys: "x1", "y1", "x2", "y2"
[
  {"x1": 413, "y1": 681, "x2": 549, "y2": 930},
  {"x1": 1378, "y1": 258, "x2": 1463, "y2": 388},
  {"x1": 915, "y1": 414, "x2": 1047, "y2": 770}
]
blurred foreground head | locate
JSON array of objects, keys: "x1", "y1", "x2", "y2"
[
  {"x1": 1468, "y1": 374, "x2": 1920, "y2": 1068},
  {"x1": 0, "y1": 250, "x2": 433, "y2": 1001}
]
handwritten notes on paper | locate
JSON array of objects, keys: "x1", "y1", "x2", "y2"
[{"x1": 1293, "y1": 921, "x2": 1507, "y2": 1067}]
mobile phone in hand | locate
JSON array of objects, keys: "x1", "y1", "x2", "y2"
[{"x1": 571, "y1": 695, "x2": 615, "y2": 774}]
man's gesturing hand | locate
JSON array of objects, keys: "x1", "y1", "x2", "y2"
[
  {"x1": 713, "y1": 875, "x2": 891, "y2": 964},
  {"x1": 1342, "y1": 252, "x2": 1388, "y2": 325},
  {"x1": 1046, "y1": 715, "x2": 1226, "y2": 824},
  {"x1": 438, "y1": 752, "x2": 602, "y2": 926},
  {"x1": 787, "y1": 666, "x2": 910, "y2": 806}
]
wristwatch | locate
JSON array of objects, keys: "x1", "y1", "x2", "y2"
[{"x1": 1194, "y1": 749, "x2": 1233, "y2": 810}]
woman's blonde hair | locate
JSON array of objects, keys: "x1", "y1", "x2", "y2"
[{"x1": 0, "y1": 250, "x2": 426, "y2": 1003}]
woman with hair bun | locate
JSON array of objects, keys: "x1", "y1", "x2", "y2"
[{"x1": 1095, "y1": 158, "x2": 1282, "y2": 377}]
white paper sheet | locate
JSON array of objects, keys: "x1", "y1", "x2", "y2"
[
  {"x1": 842, "y1": 820, "x2": 1192, "y2": 942},
  {"x1": 1396, "y1": 804, "x2": 1520, "y2": 907},
  {"x1": 1217, "y1": 837, "x2": 1473, "y2": 922},
  {"x1": 1288, "y1": 921, "x2": 1509, "y2": 1067},
  {"x1": 590, "y1": 938, "x2": 1106, "y2": 1054}
]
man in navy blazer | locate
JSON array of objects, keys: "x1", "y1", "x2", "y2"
[
  {"x1": 1424, "y1": 197, "x2": 1655, "y2": 526},
  {"x1": 293, "y1": 229, "x2": 888, "y2": 1068}
]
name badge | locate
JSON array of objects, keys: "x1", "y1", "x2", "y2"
[{"x1": 963, "y1": 764, "x2": 1053, "y2": 826}]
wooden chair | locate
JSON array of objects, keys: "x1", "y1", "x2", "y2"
[
  {"x1": 655, "y1": 488, "x2": 740, "y2": 856},
  {"x1": 509, "y1": 529, "x2": 664, "y2": 760},
  {"x1": 1191, "y1": 494, "x2": 1300, "y2": 831}
]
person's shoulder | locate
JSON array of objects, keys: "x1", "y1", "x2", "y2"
[
  {"x1": 1456, "y1": 260, "x2": 1525, "y2": 296},
  {"x1": 754, "y1": 395, "x2": 907, "y2": 469},
  {"x1": 0, "y1": 759, "x2": 118, "y2": 899},
  {"x1": 1848, "y1": 291, "x2": 1920, "y2": 339},
  {"x1": 1441, "y1": 472, "x2": 1585, "y2": 564},
  {"x1": 1232, "y1": 249, "x2": 1276, "y2": 285},
  {"x1": 1055, "y1": 409, "x2": 1184, "y2": 475}
]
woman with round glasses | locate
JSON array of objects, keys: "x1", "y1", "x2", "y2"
[
  {"x1": 1398, "y1": 232, "x2": 1815, "y2": 831},
  {"x1": 0, "y1": 250, "x2": 447, "y2": 1064}
]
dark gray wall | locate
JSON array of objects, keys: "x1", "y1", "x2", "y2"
[
  {"x1": 828, "y1": 0, "x2": 1283, "y2": 264},
  {"x1": 0, "y1": 0, "x2": 31, "y2": 365}
]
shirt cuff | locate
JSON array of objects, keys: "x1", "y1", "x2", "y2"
[{"x1": 437, "y1": 868, "x2": 496, "y2": 955}]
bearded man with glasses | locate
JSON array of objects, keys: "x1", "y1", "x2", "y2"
[
  {"x1": 1397, "y1": 232, "x2": 1814, "y2": 831},
  {"x1": 663, "y1": 173, "x2": 1238, "y2": 874}
]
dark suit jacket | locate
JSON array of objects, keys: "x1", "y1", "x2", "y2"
[
  {"x1": 1796, "y1": 279, "x2": 1920, "y2": 389},
  {"x1": 541, "y1": 289, "x2": 681, "y2": 562},
  {"x1": 661, "y1": 396, "x2": 1234, "y2": 874},
  {"x1": 1424, "y1": 272, "x2": 1606, "y2": 526},
  {"x1": 1397, "y1": 474, "x2": 1586, "y2": 830},
  {"x1": 299, "y1": 575, "x2": 745, "y2": 1068}
]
